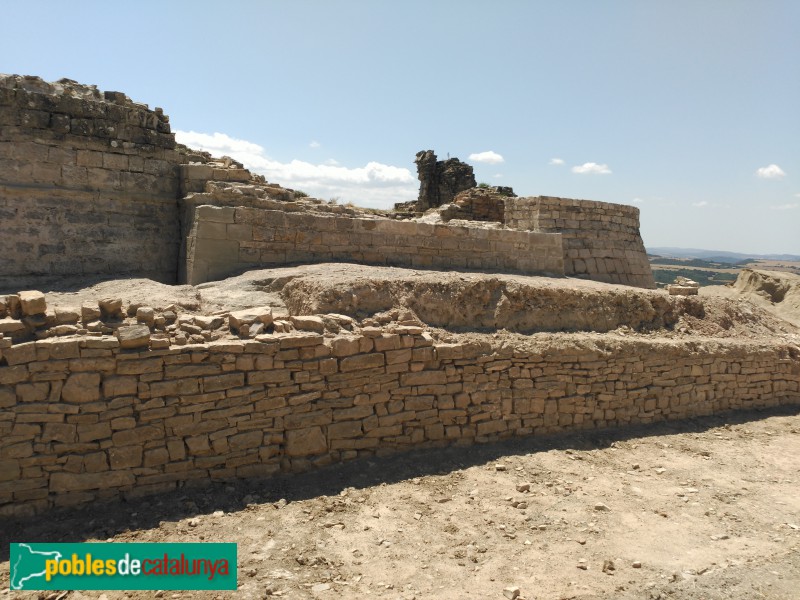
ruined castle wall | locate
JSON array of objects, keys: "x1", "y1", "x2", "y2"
[
  {"x1": 182, "y1": 204, "x2": 565, "y2": 285},
  {"x1": 1, "y1": 333, "x2": 797, "y2": 516},
  {"x1": 0, "y1": 77, "x2": 182, "y2": 285},
  {"x1": 505, "y1": 197, "x2": 655, "y2": 289}
]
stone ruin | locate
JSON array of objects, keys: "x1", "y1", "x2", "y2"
[
  {"x1": 414, "y1": 149, "x2": 476, "y2": 211},
  {"x1": 0, "y1": 75, "x2": 796, "y2": 517},
  {"x1": 0, "y1": 75, "x2": 655, "y2": 290}
]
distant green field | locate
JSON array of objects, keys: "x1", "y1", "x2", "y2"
[
  {"x1": 648, "y1": 257, "x2": 751, "y2": 269},
  {"x1": 651, "y1": 267, "x2": 738, "y2": 287}
]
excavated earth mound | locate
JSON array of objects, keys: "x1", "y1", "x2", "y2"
[
  {"x1": 36, "y1": 263, "x2": 799, "y2": 340},
  {"x1": 703, "y1": 268, "x2": 800, "y2": 329}
]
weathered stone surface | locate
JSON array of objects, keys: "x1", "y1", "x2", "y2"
[
  {"x1": 194, "y1": 315, "x2": 225, "y2": 330},
  {"x1": 228, "y1": 307, "x2": 274, "y2": 331},
  {"x1": 50, "y1": 471, "x2": 135, "y2": 492},
  {"x1": 668, "y1": 284, "x2": 700, "y2": 296},
  {"x1": 81, "y1": 305, "x2": 101, "y2": 324},
  {"x1": 18, "y1": 291, "x2": 46, "y2": 316},
  {"x1": 415, "y1": 150, "x2": 476, "y2": 211},
  {"x1": 290, "y1": 315, "x2": 325, "y2": 333},
  {"x1": 285, "y1": 427, "x2": 327, "y2": 457},
  {"x1": 135, "y1": 306, "x2": 155, "y2": 327},
  {"x1": 0, "y1": 328, "x2": 796, "y2": 517},
  {"x1": 340, "y1": 353, "x2": 385, "y2": 372},
  {"x1": 99, "y1": 298, "x2": 124, "y2": 320},
  {"x1": 0, "y1": 318, "x2": 26, "y2": 334},
  {"x1": 0, "y1": 295, "x2": 20, "y2": 319},
  {"x1": 116, "y1": 325, "x2": 151, "y2": 349},
  {"x1": 54, "y1": 306, "x2": 81, "y2": 324},
  {"x1": 61, "y1": 373, "x2": 101, "y2": 403}
]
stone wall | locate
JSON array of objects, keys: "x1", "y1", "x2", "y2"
[
  {"x1": 505, "y1": 196, "x2": 655, "y2": 288},
  {"x1": 182, "y1": 204, "x2": 565, "y2": 285},
  {"x1": 0, "y1": 75, "x2": 182, "y2": 285},
  {"x1": 445, "y1": 187, "x2": 512, "y2": 223},
  {"x1": 1, "y1": 332, "x2": 797, "y2": 516}
]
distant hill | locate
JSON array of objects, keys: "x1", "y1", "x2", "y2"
[{"x1": 647, "y1": 247, "x2": 800, "y2": 264}]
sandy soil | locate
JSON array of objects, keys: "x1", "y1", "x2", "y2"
[{"x1": 1, "y1": 407, "x2": 798, "y2": 600}]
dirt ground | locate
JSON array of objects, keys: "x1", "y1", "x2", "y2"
[{"x1": 2, "y1": 406, "x2": 798, "y2": 600}]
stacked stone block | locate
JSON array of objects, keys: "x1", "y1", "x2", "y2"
[
  {"x1": 182, "y1": 205, "x2": 566, "y2": 285},
  {"x1": 0, "y1": 331, "x2": 797, "y2": 516},
  {"x1": 505, "y1": 196, "x2": 655, "y2": 288},
  {"x1": 0, "y1": 75, "x2": 182, "y2": 284}
]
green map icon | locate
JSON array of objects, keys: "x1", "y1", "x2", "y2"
[{"x1": 10, "y1": 543, "x2": 63, "y2": 590}]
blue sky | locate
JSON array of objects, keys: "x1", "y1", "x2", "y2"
[{"x1": 2, "y1": 1, "x2": 798, "y2": 254}]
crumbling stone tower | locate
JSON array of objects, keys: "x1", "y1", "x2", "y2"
[{"x1": 415, "y1": 150, "x2": 476, "y2": 211}]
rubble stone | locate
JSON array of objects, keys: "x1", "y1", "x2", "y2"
[{"x1": 18, "y1": 291, "x2": 46, "y2": 316}]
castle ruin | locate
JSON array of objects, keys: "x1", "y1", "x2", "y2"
[{"x1": 0, "y1": 76, "x2": 796, "y2": 517}]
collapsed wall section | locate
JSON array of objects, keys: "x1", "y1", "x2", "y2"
[
  {"x1": 0, "y1": 75, "x2": 182, "y2": 285},
  {"x1": 182, "y1": 203, "x2": 565, "y2": 285},
  {"x1": 1, "y1": 333, "x2": 797, "y2": 516},
  {"x1": 505, "y1": 196, "x2": 655, "y2": 289}
]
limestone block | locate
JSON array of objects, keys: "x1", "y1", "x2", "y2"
[
  {"x1": 228, "y1": 307, "x2": 273, "y2": 333},
  {"x1": 49, "y1": 471, "x2": 135, "y2": 493},
  {"x1": 0, "y1": 386, "x2": 15, "y2": 408},
  {"x1": 61, "y1": 373, "x2": 101, "y2": 403},
  {"x1": 667, "y1": 285, "x2": 699, "y2": 296},
  {"x1": 290, "y1": 316, "x2": 325, "y2": 333},
  {"x1": 401, "y1": 370, "x2": 447, "y2": 386},
  {"x1": 54, "y1": 306, "x2": 81, "y2": 325},
  {"x1": 339, "y1": 353, "x2": 385, "y2": 372},
  {"x1": 18, "y1": 291, "x2": 46, "y2": 316},
  {"x1": 193, "y1": 315, "x2": 225, "y2": 330},
  {"x1": 41, "y1": 423, "x2": 77, "y2": 443},
  {"x1": 228, "y1": 431, "x2": 263, "y2": 450},
  {"x1": 98, "y1": 298, "x2": 123, "y2": 320},
  {"x1": 135, "y1": 306, "x2": 155, "y2": 327},
  {"x1": 102, "y1": 376, "x2": 138, "y2": 397},
  {"x1": 0, "y1": 295, "x2": 20, "y2": 318},
  {"x1": 0, "y1": 318, "x2": 26, "y2": 335},
  {"x1": 81, "y1": 304, "x2": 101, "y2": 324},
  {"x1": 0, "y1": 459, "x2": 21, "y2": 482},
  {"x1": 116, "y1": 325, "x2": 151, "y2": 349},
  {"x1": 15, "y1": 382, "x2": 49, "y2": 402},
  {"x1": 285, "y1": 426, "x2": 327, "y2": 457},
  {"x1": 196, "y1": 205, "x2": 236, "y2": 223},
  {"x1": 328, "y1": 421, "x2": 363, "y2": 439}
]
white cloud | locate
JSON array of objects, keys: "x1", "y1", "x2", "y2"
[
  {"x1": 493, "y1": 173, "x2": 503, "y2": 179},
  {"x1": 549, "y1": 158, "x2": 565, "y2": 166},
  {"x1": 175, "y1": 130, "x2": 417, "y2": 209},
  {"x1": 692, "y1": 201, "x2": 709, "y2": 207},
  {"x1": 770, "y1": 203, "x2": 799, "y2": 211},
  {"x1": 632, "y1": 197, "x2": 644, "y2": 204},
  {"x1": 756, "y1": 164, "x2": 786, "y2": 179},
  {"x1": 324, "y1": 158, "x2": 340, "y2": 166},
  {"x1": 468, "y1": 150, "x2": 504, "y2": 164},
  {"x1": 571, "y1": 162, "x2": 612, "y2": 175},
  {"x1": 309, "y1": 140, "x2": 321, "y2": 149}
]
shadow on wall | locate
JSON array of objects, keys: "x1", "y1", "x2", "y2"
[{"x1": 2, "y1": 404, "x2": 797, "y2": 561}]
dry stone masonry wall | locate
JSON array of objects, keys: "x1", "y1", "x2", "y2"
[
  {"x1": 182, "y1": 205, "x2": 565, "y2": 285},
  {"x1": 0, "y1": 75, "x2": 184, "y2": 285},
  {"x1": 505, "y1": 196, "x2": 655, "y2": 288},
  {"x1": 1, "y1": 332, "x2": 797, "y2": 516}
]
